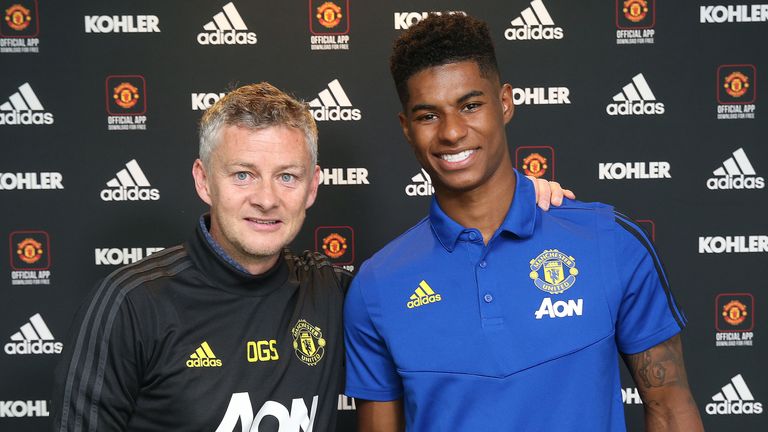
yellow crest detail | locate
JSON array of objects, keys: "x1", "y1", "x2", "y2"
[
  {"x1": 291, "y1": 319, "x2": 326, "y2": 366},
  {"x1": 529, "y1": 249, "x2": 578, "y2": 294}
]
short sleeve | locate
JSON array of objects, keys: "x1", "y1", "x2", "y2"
[
  {"x1": 343, "y1": 272, "x2": 403, "y2": 401},
  {"x1": 613, "y1": 214, "x2": 687, "y2": 354}
]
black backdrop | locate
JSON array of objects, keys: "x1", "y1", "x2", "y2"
[{"x1": 1, "y1": 1, "x2": 766, "y2": 430}]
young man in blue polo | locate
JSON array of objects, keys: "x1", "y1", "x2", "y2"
[{"x1": 343, "y1": 14, "x2": 704, "y2": 431}]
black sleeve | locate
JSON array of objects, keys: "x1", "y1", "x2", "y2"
[
  {"x1": 332, "y1": 265, "x2": 354, "y2": 295},
  {"x1": 51, "y1": 278, "x2": 148, "y2": 432}
]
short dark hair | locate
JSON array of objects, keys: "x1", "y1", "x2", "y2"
[{"x1": 389, "y1": 13, "x2": 500, "y2": 105}]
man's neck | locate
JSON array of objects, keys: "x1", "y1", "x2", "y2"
[{"x1": 435, "y1": 164, "x2": 516, "y2": 244}]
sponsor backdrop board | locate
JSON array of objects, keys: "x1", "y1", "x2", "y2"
[{"x1": 1, "y1": 0, "x2": 766, "y2": 430}]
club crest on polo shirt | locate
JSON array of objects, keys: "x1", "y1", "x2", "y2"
[
  {"x1": 291, "y1": 319, "x2": 325, "y2": 366},
  {"x1": 529, "y1": 249, "x2": 579, "y2": 294}
]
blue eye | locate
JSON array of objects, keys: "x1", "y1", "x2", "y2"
[
  {"x1": 280, "y1": 173, "x2": 295, "y2": 183},
  {"x1": 235, "y1": 172, "x2": 249, "y2": 181}
]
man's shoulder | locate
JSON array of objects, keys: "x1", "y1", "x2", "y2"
[
  {"x1": 539, "y1": 198, "x2": 622, "y2": 233},
  {"x1": 283, "y1": 249, "x2": 353, "y2": 294},
  {"x1": 98, "y1": 244, "x2": 192, "y2": 298},
  {"x1": 545, "y1": 198, "x2": 614, "y2": 219},
  {"x1": 546, "y1": 202, "x2": 659, "y2": 262}
]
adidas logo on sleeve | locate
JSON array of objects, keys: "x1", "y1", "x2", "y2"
[
  {"x1": 504, "y1": 0, "x2": 564, "y2": 40},
  {"x1": 4, "y1": 313, "x2": 62, "y2": 355},
  {"x1": 706, "y1": 374, "x2": 763, "y2": 415},
  {"x1": 187, "y1": 341, "x2": 223, "y2": 367},
  {"x1": 308, "y1": 79, "x2": 361, "y2": 121},
  {"x1": 100, "y1": 159, "x2": 160, "y2": 201},
  {"x1": 605, "y1": 73, "x2": 665, "y2": 116},
  {"x1": 197, "y1": 2, "x2": 257, "y2": 45},
  {"x1": 0, "y1": 83, "x2": 54, "y2": 126},
  {"x1": 707, "y1": 148, "x2": 764, "y2": 190}
]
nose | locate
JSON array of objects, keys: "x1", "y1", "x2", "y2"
[
  {"x1": 437, "y1": 111, "x2": 467, "y2": 145},
  {"x1": 248, "y1": 179, "x2": 279, "y2": 211}
]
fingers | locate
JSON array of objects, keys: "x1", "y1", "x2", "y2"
[
  {"x1": 526, "y1": 176, "x2": 574, "y2": 211},
  {"x1": 534, "y1": 178, "x2": 552, "y2": 211}
]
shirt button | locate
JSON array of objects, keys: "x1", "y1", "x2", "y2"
[
  {"x1": 468, "y1": 231, "x2": 477, "y2": 241},
  {"x1": 479, "y1": 260, "x2": 487, "y2": 268},
  {"x1": 483, "y1": 293, "x2": 494, "y2": 303}
]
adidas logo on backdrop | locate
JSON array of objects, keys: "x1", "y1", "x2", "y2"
[
  {"x1": 706, "y1": 374, "x2": 763, "y2": 415},
  {"x1": 187, "y1": 341, "x2": 222, "y2": 367},
  {"x1": 100, "y1": 159, "x2": 160, "y2": 201},
  {"x1": 407, "y1": 280, "x2": 442, "y2": 309},
  {"x1": 405, "y1": 169, "x2": 434, "y2": 196},
  {"x1": 707, "y1": 148, "x2": 764, "y2": 190},
  {"x1": 505, "y1": 0, "x2": 564, "y2": 41},
  {"x1": 606, "y1": 73, "x2": 664, "y2": 116},
  {"x1": 4, "y1": 313, "x2": 62, "y2": 355},
  {"x1": 308, "y1": 79, "x2": 361, "y2": 121},
  {"x1": 197, "y1": 2, "x2": 257, "y2": 45},
  {"x1": 0, "y1": 83, "x2": 54, "y2": 125}
]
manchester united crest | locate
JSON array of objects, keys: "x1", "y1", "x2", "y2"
[
  {"x1": 623, "y1": 0, "x2": 648, "y2": 23},
  {"x1": 16, "y1": 237, "x2": 43, "y2": 264},
  {"x1": 322, "y1": 232, "x2": 347, "y2": 259},
  {"x1": 723, "y1": 71, "x2": 750, "y2": 98},
  {"x1": 316, "y1": 1, "x2": 342, "y2": 29},
  {"x1": 5, "y1": 4, "x2": 31, "y2": 31},
  {"x1": 529, "y1": 249, "x2": 578, "y2": 294},
  {"x1": 113, "y1": 82, "x2": 140, "y2": 109},
  {"x1": 291, "y1": 319, "x2": 326, "y2": 366},
  {"x1": 522, "y1": 152, "x2": 548, "y2": 178},
  {"x1": 722, "y1": 300, "x2": 748, "y2": 326}
]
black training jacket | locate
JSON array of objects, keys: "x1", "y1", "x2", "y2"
[{"x1": 52, "y1": 219, "x2": 350, "y2": 431}]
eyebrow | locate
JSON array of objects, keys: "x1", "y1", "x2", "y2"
[
  {"x1": 410, "y1": 90, "x2": 485, "y2": 114},
  {"x1": 228, "y1": 162, "x2": 306, "y2": 172}
]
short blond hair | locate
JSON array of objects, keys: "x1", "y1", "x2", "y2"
[{"x1": 199, "y1": 82, "x2": 318, "y2": 168}]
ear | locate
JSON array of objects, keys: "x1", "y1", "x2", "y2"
[
  {"x1": 192, "y1": 159, "x2": 213, "y2": 206},
  {"x1": 501, "y1": 83, "x2": 514, "y2": 125},
  {"x1": 398, "y1": 111, "x2": 413, "y2": 146},
  {"x1": 305, "y1": 164, "x2": 321, "y2": 209}
]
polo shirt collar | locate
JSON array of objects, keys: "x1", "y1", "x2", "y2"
[{"x1": 429, "y1": 169, "x2": 537, "y2": 251}]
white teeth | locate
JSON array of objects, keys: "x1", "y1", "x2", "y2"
[
  {"x1": 440, "y1": 149, "x2": 474, "y2": 163},
  {"x1": 250, "y1": 219, "x2": 277, "y2": 224}
]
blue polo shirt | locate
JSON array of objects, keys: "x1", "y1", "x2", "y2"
[{"x1": 344, "y1": 171, "x2": 686, "y2": 431}]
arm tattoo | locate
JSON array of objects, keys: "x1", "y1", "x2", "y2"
[{"x1": 624, "y1": 335, "x2": 686, "y2": 390}]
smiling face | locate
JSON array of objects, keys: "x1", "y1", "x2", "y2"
[
  {"x1": 193, "y1": 124, "x2": 319, "y2": 274},
  {"x1": 399, "y1": 61, "x2": 514, "y2": 195}
]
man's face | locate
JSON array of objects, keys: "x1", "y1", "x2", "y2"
[
  {"x1": 193, "y1": 125, "x2": 319, "y2": 272},
  {"x1": 399, "y1": 61, "x2": 514, "y2": 194}
]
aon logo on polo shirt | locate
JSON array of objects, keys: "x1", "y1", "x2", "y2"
[
  {"x1": 535, "y1": 298, "x2": 583, "y2": 319},
  {"x1": 216, "y1": 393, "x2": 318, "y2": 432}
]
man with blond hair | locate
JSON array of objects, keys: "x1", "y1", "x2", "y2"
[{"x1": 53, "y1": 83, "x2": 350, "y2": 431}]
